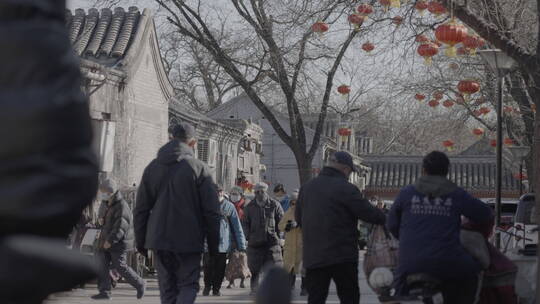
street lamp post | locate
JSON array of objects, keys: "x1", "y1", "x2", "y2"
[
  {"x1": 508, "y1": 146, "x2": 531, "y2": 197},
  {"x1": 478, "y1": 49, "x2": 517, "y2": 249}
]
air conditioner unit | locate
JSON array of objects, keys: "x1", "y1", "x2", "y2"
[{"x1": 91, "y1": 119, "x2": 115, "y2": 172}]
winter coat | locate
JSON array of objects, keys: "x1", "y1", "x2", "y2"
[
  {"x1": 98, "y1": 192, "x2": 134, "y2": 251},
  {"x1": 134, "y1": 140, "x2": 220, "y2": 254},
  {"x1": 232, "y1": 198, "x2": 246, "y2": 220},
  {"x1": 296, "y1": 167, "x2": 386, "y2": 270},
  {"x1": 278, "y1": 204, "x2": 302, "y2": 274},
  {"x1": 243, "y1": 197, "x2": 284, "y2": 248},
  {"x1": 387, "y1": 175, "x2": 493, "y2": 281},
  {"x1": 278, "y1": 195, "x2": 291, "y2": 212},
  {"x1": 218, "y1": 199, "x2": 247, "y2": 253}
]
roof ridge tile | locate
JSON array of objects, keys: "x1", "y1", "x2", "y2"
[
  {"x1": 99, "y1": 7, "x2": 125, "y2": 57},
  {"x1": 85, "y1": 8, "x2": 112, "y2": 57}
]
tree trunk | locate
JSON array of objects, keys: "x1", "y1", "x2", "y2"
[{"x1": 294, "y1": 152, "x2": 314, "y2": 186}]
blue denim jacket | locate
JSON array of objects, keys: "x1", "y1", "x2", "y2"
[{"x1": 218, "y1": 199, "x2": 247, "y2": 253}]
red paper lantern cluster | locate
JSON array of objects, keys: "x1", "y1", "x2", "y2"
[
  {"x1": 417, "y1": 42, "x2": 439, "y2": 65},
  {"x1": 490, "y1": 139, "x2": 497, "y2": 147},
  {"x1": 312, "y1": 21, "x2": 329, "y2": 34},
  {"x1": 415, "y1": 1, "x2": 429, "y2": 15},
  {"x1": 435, "y1": 19, "x2": 468, "y2": 57},
  {"x1": 443, "y1": 100, "x2": 455, "y2": 108},
  {"x1": 348, "y1": 13, "x2": 365, "y2": 30},
  {"x1": 337, "y1": 85, "x2": 351, "y2": 95},
  {"x1": 362, "y1": 42, "x2": 375, "y2": 53},
  {"x1": 428, "y1": 100, "x2": 440, "y2": 107},
  {"x1": 504, "y1": 138, "x2": 514, "y2": 146},
  {"x1": 472, "y1": 128, "x2": 484, "y2": 137},
  {"x1": 458, "y1": 80, "x2": 480, "y2": 99},
  {"x1": 442, "y1": 140, "x2": 455, "y2": 151},
  {"x1": 338, "y1": 127, "x2": 352, "y2": 136},
  {"x1": 462, "y1": 35, "x2": 485, "y2": 55},
  {"x1": 357, "y1": 4, "x2": 374, "y2": 16},
  {"x1": 428, "y1": 1, "x2": 447, "y2": 17},
  {"x1": 415, "y1": 93, "x2": 426, "y2": 101}
]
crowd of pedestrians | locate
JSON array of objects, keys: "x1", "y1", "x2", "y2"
[{"x1": 75, "y1": 121, "x2": 495, "y2": 304}]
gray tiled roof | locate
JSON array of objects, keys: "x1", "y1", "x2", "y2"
[
  {"x1": 365, "y1": 155, "x2": 519, "y2": 192},
  {"x1": 66, "y1": 7, "x2": 141, "y2": 64}
]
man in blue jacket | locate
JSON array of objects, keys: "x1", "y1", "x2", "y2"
[{"x1": 387, "y1": 151, "x2": 492, "y2": 303}]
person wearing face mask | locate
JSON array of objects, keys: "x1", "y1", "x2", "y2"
[
  {"x1": 243, "y1": 182, "x2": 284, "y2": 295},
  {"x1": 296, "y1": 151, "x2": 386, "y2": 304},
  {"x1": 225, "y1": 186, "x2": 250, "y2": 289},
  {"x1": 92, "y1": 179, "x2": 145, "y2": 300},
  {"x1": 202, "y1": 186, "x2": 247, "y2": 296}
]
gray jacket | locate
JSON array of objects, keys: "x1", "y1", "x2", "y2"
[
  {"x1": 134, "y1": 140, "x2": 220, "y2": 254},
  {"x1": 243, "y1": 198, "x2": 284, "y2": 248}
]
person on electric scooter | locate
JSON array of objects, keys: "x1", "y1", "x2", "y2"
[{"x1": 387, "y1": 151, "x2": 493, "y2": 303}]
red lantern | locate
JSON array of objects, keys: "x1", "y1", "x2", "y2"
[
  {"x1": 442, "y1": 140, "x2": 455, "y2": 151},
  {"x1": 435, "y1": 19, "x2": 468, "y2": 57},
  {"x1": 428, "y1": 1, "x2": 447, "y2": 17},
  {"x1": 458, "y1": 80, "x2": 480, "y2": 100},
  {"x1": 428, "y1": 100, "x2": 440, "y2": 107},
  {"x1": 463, "y1": 35, "x2": 484, "y2": 55},
  {"x1": 415, "y1": 34, "x2": 430, "y2": 44},
  {"x1": 514, "y1": 172, "x2": 527, "y2": 180},
  {"x1": 362, "y1": 42, "x2": 375, "y2": 53},
  {"x1": 479, "y1": 107, "x2": 491, "y2": 115},
  {"x1": 357, "y1": 4, "x2": 374, "y2": 16},
  {"x1": 417, "y1": 42, "x2": 439, "y2": 65},
  {"x1": 379, "y1": 0, "x2": 391, "y2": 11},
  {"x1": 443, "y1": 100, "x2": 454, "y2": 108},
  {"x1": 415, "y1": 93, "x2": 426, "y2": 101},
  {"x1": 490, "y1": 139, "x2": 497, "y2": 147},
  {"x1": 415, "y1": 0, "x2": 429, "y2": 15},
  {"x1": 504, "y1": 138, "x2": 514, "y2": 146},
  {"x1": 337, "y1": 85, "x2": 351, "y2": 96},
  {"x1": 392, "y1": 16, "x2": 404, "y2": 26},
  {"x1": 348, "y1": 13, "x2": 365, "y2": 30},
  {"x1": 312, "y1": 21, "x2": 329, "y2": 35},
  {"x1": 472, "y1": 128, "x2": 484, "y2": 137},
  {"x1": 338, "y1": 128, "x2": 352, "y2": 136},
  {"x1": 504, "y1": 106, "x2": 513, "y2": 113},
  {"x1": 433, "y1": 91, "x2": 444, "y2": 100}
]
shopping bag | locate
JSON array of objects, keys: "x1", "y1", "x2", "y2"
[{"x1": 363, "y1": 225, "x2": 399, "y2": 293}]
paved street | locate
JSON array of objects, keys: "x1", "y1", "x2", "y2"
[{"x1": 45, "y1": 257, "x2": 380, "y2": 304}]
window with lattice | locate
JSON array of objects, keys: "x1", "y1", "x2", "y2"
[{"x1": 198, "y1": 139, "x2": 209, "y2": 163}]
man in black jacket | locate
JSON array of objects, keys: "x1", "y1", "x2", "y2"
[
  {"x1": 243, "y1": 182, "x2": 284, "y2": 295},
  {"x1": 92, "y1": 179, "x2": 145, "y2": 300},
  {"x1": 134, "y1": 122, "x2": 220, "y2": 304},
  {"x1": 296, "y1": 151, "x2": 386, "y2": 304}
]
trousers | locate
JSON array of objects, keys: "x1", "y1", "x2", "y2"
[
  {"x1": 97, "y1": 249, "x2": 144, "y2": 294},
  {"x1": 247, "y1": 245, "x2": 283, "y2": 291},
  {"x1": 203, "y1": 253, "x2": 227, "y2": 292},
  {"x1": 306, "y1": 262, "x2": 360, "y2": 304},
  {"x1": 154, "y1": 251, "x2": 202, "y2": 304}
]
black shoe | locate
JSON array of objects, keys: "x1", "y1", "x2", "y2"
[
  {"x1": 300, "y1": 289, "x2": 308, "y2": 296},
  {"x1": 212, "y1": 290, "x2": 221, "y2": 296},
  {"x1": 136, "y1": 283, "x2": 146, "y2": 299},
  {"x1": 91, "y1": 293, "x2": 111, "y2": 300},
  {"x1": 202, "y1": 287, "x2": 211, "y2": 296},
  {"x1": 226, "y1": 284, "x2": 233, "y2": 289},
  {"x1": 240, "y1": 282, "x2": 246, "y2": 288}
]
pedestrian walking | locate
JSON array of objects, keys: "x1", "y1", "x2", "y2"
[
  {"x1": 278, "y1": 189, "x2": 307, "y2": 296},
  {"x1": 226, "y1": 186, "x2": 250, "y2": 289},
  {"x1": 134, "y1": 122, "x2": 221, "y2": 304},
  {"x1": 244, "y1": 182, "x2": 284, "y2": 295},
  {"x1": 203, "y1": 186, "x2": 247, "y2": 296},
  {"x1": 91, "y1": 179, "x2": 145, "y2": 300},
  {"x1": 273, "y1": 183, "x2": 291, "y2": 212},
  {"x1": 296, "y1": 151, "x2": 386, "y2": 304}
]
